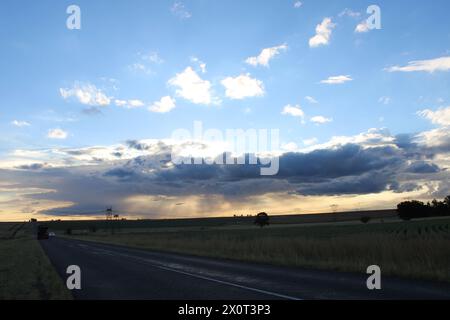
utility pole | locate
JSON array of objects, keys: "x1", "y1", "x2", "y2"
[
  {"x1": 106, "y1": 207, "x2": 113, "y2": 220},
  {"x1": 106, "y1": 207, "x2": 114, "y2": 234}
]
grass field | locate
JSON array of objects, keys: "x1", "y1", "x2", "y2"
[
  {"x1": 0, "y1": 223, "x2": 72, "y2": 300},
  {"x1": 58, "y1": 215, "x2": 450, "y2": 283},
  {"x1": 43, "y1": 209, "x2": 398, "y2": 232}
]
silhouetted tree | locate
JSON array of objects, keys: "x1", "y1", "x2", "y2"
[
  {"x1": 397, "y1": 200, "x2": 427, "y2": 220},
  {"x1": 254, "y1": 212, "x2": 270, "y2": 228},
  {"x1": 444, "y1": 195, "x2": 450, "y2": 207},
  {"x1": 396, "y1": 196, "x2": 450, "y2": 220},
  {"x1": 430, "y1": 198, "x2": 448, "y2": 216}
]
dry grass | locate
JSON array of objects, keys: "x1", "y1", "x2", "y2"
[
  {"x1": 68, "y1": 218, "x2": 450, "y2": 283},
  {"x1": 0, "y1": 223, "x2": 72, "y2": 300}
]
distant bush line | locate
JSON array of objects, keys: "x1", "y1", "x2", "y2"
[{"x1": 397, "y1": 195, "x2": 450, "y2": 220}]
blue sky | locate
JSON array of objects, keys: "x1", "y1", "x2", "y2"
[{"x1": 1, "y1": 0, "x2": 450, "y2": 221}]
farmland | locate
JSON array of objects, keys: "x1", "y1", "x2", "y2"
[{"x1": 43, "y1": 209, "x2": 398, "y2": 232}]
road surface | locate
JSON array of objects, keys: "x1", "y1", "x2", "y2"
[{"x1": 40, "y1": 237, "x2": 450, "y2": 300}]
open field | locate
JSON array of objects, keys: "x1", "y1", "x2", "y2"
[
  {"x1": 56, "y1": 214, "x2": 450, "y2": 283},
  {"x1": 43, "y1": 209, "x2": 397, "y2": 232},
  {"x1": 0, "y1": 223, "x2": 72, "y2": 300}
]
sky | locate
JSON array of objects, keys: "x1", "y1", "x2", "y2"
[{"x1": 1, "y1": 0, "x2": 450, "y2": 221}]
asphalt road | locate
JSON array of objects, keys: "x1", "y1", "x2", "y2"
[{"x1": 40, "y1": 237, "x2": 450, "y2": 300}]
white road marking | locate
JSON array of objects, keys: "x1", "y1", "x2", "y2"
[
  {"x1": 155, "y1": 264, "x2": 303, "y2": 300},
  {"x1": 79, "y1": 243, "x2": 303, "y2": 301}
]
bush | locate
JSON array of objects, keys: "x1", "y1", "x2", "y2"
[
  {"x1": 254, "y1": 212, "x2": 270, "y2": 228},
  {"x1": 360, "y1": 217, "x2": 371, "y2": 224}
]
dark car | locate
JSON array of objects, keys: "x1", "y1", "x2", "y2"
[{"x1": 37, "y1": 225, "x2": 49, "y2": 240}]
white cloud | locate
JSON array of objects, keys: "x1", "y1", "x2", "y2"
[
  {"x1": 303, "y1": 138, "x2": 318, "y2": 146},
  {"x1": 140, "y1": 51, "x2": 164, "y2": 64},
  {"x1": 293, "y1": 1, "x2": 302, "y2": 9},
  {"x1": 115, "y1": 99, "x2": 145, "y2": 109},
  {"x1": 168, "y1": 67, "x2": 214, "y2": 105},
  {"x1": 355, "y1": 21, "x2": 370, "y2": 33},
  {"x1": 127, "y1": 100, "x2": 145, "y2": 108},
  {"x1": 149, "y1": 96, "x2": 176, "y2": 113},
  {"x1": 379, "y1": 96, "x2": 391, "y2": 105},
  {"x1": 114, "y1": 100, "x2": 127, "y2": 107},
  {"x1": 190, "y1": 57, "x2": 207, "y2": 73},
  {"x1": 47, "y1": 128, "x2": 68, "y2": 140},
  {"x1": 305, "y1": 96, "x2": 318, "y2": 104},
  {"x1": 245, "y1": 44, "x2": 288, "y2": 67},
  {"x1": 221, "y1": 74, "x2": 265, "y2": 100},
  {"x1": 281, "y1": 142, "x2": 299, "y2": 151},
  {"x1": 12, "y1": 120, "x2": 30, "y2": 127},
  {"x1": 60, "y1": 83, "x2": 111, "y2": 106},
  {"x1": 129, "y1": 63, "x2": 152, "y2": 74},
  {"x1": 129, "y1": 51, "x2": 164, "y2": 75},
  {"x1": 199, "y1": 63, "x2": 207, "y2": 73},
  {"x1": 320, "y1": 75, "x2": 353, "y2": 84},
  {"x1": 301, "y1": 128, "x2": 396, "y2": 152},
  {"x1": 418, "y1": 106, "x2": 450, "y2": 126},
  {"x1": 309, "y1": 18, "x2": 335, "y2": 48},
  {"x1": 386, "y1": 56, "x2": 450, "y2": 73},
  {"x1": 282, "y1": 104, "x2": 305, "y2": 123},
  {"x1": 171, "y1": 2, "x2": 191, "y2": 19},
  {"x1": 310, "y1": 116, "x2": 333, "y2": 124},
  {"x1": 415, "y1": 127, "x2": 450, "y2": 149}
]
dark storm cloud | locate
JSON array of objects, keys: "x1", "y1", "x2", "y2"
[
  {"x1": 2, "y1": 135, "x2": 448, "y2": 217},
  {"x1": 15, "y1": 163, "x2": 47, "y2": 170},
  {"x1": 147, "y1": 144, "x2": 404, "y2": 185},
  {"x1": 391, "y1": 182, "x2": 422, "y2": 193},
  {"x1": 276, "y1": 144, "x2": 401, "y2": 180},
  {"x1": 92, "y1": 143, "x2": 410, "y2": 198},
  {"x1": 394, "y1": 133, "x2": 418, "y2": 151},
  {"x1": 406, "y1": 161, "x2": 440, "y2": 173},
  {"x1": 65, "y1": 150, "x2": 89, "y2": 156},
  {"x1": 293, "y1": 171, "x2": 396, "y2": 196},
  {"x1": 155, "y1": 164, "x2": 223, "y2": 181},
  {"x1": 104, "y1": 167, "x2": 139, "y2": 180},
  {"x1": 126, "y1": 140, "x2": 150, "y2": 151}
]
